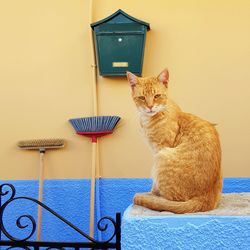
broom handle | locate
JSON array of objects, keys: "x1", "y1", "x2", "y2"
[
  {"x1": 37, "y1": 149, "x2": 45, "y2": 241},
  {"x1": 89, "y1": 142, "x2": 97, "y2": 237},
  {"x1": 89, "y1": 0, "x2": 99, "y2": 238},
  {"x1": 89, "y1": 1, "x2": 98, "y2": 117}
]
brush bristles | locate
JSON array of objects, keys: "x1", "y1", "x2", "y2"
[
  {"x1": 18, "y1": 139, "x2": 65, "y2": 150},
  {"x1": 69, "y1": 116, "x2": 121, "y2": 133}
]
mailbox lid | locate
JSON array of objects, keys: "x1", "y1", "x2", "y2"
[{"x1": 94, "y1": 23, "x2": 146, "y2": 34}]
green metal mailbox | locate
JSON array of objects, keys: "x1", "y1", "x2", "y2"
[{"x1": 91, "y1": 9, "x2": 150, "y2": 76}]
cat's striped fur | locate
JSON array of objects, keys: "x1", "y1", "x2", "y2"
[{"x1": 127, "y1": 69, "x2": 222, "y2": 213}]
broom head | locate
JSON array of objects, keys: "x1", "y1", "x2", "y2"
[
  {"x1": 18, "y1": 138, "x2": 65, "y2": 150},
  {"x1": 69, "y1": 116, "x2": 121, "y2": 142}
]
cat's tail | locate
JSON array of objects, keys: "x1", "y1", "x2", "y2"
[{"x1": 134, "y1": 192, "x2": 212, "y2": 214}]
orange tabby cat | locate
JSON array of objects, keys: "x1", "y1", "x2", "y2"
[{"x1": 127, "y1": 69, "x2": 222, "y2": 213}]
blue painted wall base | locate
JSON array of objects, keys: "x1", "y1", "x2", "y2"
[{"x1": 0, "y1": 178, "x2": 249, "y2": 246}]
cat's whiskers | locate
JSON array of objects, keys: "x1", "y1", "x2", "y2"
[{"x1": 141, "y1": 104, "x2": 167, "y2": 117}]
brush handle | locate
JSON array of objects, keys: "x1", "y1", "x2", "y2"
[
  {"x1": 89, "y1": 142, "x2": 97, "y2": 237},
  {"x1": 89, "y1": 0, "x2": 98, "y2": 117},
  {"x1": 37, "y1": 149, "x2": 45, "y2": 241},
  {"x1": 89, "y1": 0, "x2": 99, "y2": 239},
  {"x1": 95, "y1": 142, "x2": 102, "y2": 241}
]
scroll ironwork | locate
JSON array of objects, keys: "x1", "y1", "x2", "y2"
[{"x1": 0, "y1": 183, "x2": 121, "y2": 249}]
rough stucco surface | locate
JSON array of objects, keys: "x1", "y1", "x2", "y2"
[
  {"x1": 122, "y1": 192, "x2": 250, "y2": 250},
  {"x1": 120, "y1": 178, "x2": 250, "y2": 250},
  {"x1": 122, "y1": 213, "x2": 250, "y2": 250}
]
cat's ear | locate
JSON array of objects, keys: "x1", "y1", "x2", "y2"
[
  {"x1": 158, "y1": 68, "x2": 169, "y2": 87},
  {"x1": 126, "y1": 71, "x2": 137, "y2": 88}
]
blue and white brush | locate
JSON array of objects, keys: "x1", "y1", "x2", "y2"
[
  {"x1": 69, "y1": 116, "x2": 121, "y2": 142},
  {"x1": 69, "y1": 115, "x2": 121, "y2": 239}
]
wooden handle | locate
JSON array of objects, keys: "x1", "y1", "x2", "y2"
[
  {"x1": 89, "y1": 0, "x2": 98, "y2": 117},
  {"x1": 36, "y1": 150, "x2": 45, "y2": 241},
  {"x1": 89, "y1": 0, "x2": 99, "y2": 239},
  {"x1": 89, "y1": 142, "x2": 97, "y2": 237}
]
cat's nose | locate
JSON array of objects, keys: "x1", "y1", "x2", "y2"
[{"x1": 147, "y1": 105, "x2": 153, "y2": 111}]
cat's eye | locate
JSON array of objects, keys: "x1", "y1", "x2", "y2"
[
  {"x1": 154, "y1": 94, "x2": 161, "y2": 99},
  {"x1": 138, "y1": 96, "x2": 146, "y2": 101}
]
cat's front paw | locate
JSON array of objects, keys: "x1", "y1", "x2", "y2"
[
  {"x1": 133, "y1": 193, "x2": 143, "y2": 206},
  {"x1": 134, "y1": 192, "x2": 152, "y2": 205}
]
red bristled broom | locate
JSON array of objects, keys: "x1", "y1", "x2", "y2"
[
  {"x1": 69, "y1": 115, "x2": 120, "y2": 237},
  {"x1": 69, "y1": 116, "x2": 120, "y2": 142}
]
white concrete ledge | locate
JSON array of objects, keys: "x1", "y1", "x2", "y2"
[{"x1": 122, "y1": 193, "x2": 250, "y2": 250}]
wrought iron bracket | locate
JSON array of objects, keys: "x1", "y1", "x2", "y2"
[{"x1": 0, "y1": 183, "x2": 121, "y2": 249}]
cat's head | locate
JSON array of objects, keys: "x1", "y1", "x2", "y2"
[{"x1": 127, "y1": 69, "x2": 169, "y2": 116}]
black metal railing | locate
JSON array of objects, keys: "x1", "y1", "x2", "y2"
[{"x1": 0, "y1": 183, "x2": 121, "y2": 249}]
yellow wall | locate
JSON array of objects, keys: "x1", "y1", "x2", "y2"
[{"x1": 0, "y1": 0, "x2": 249, "y2": 180}]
